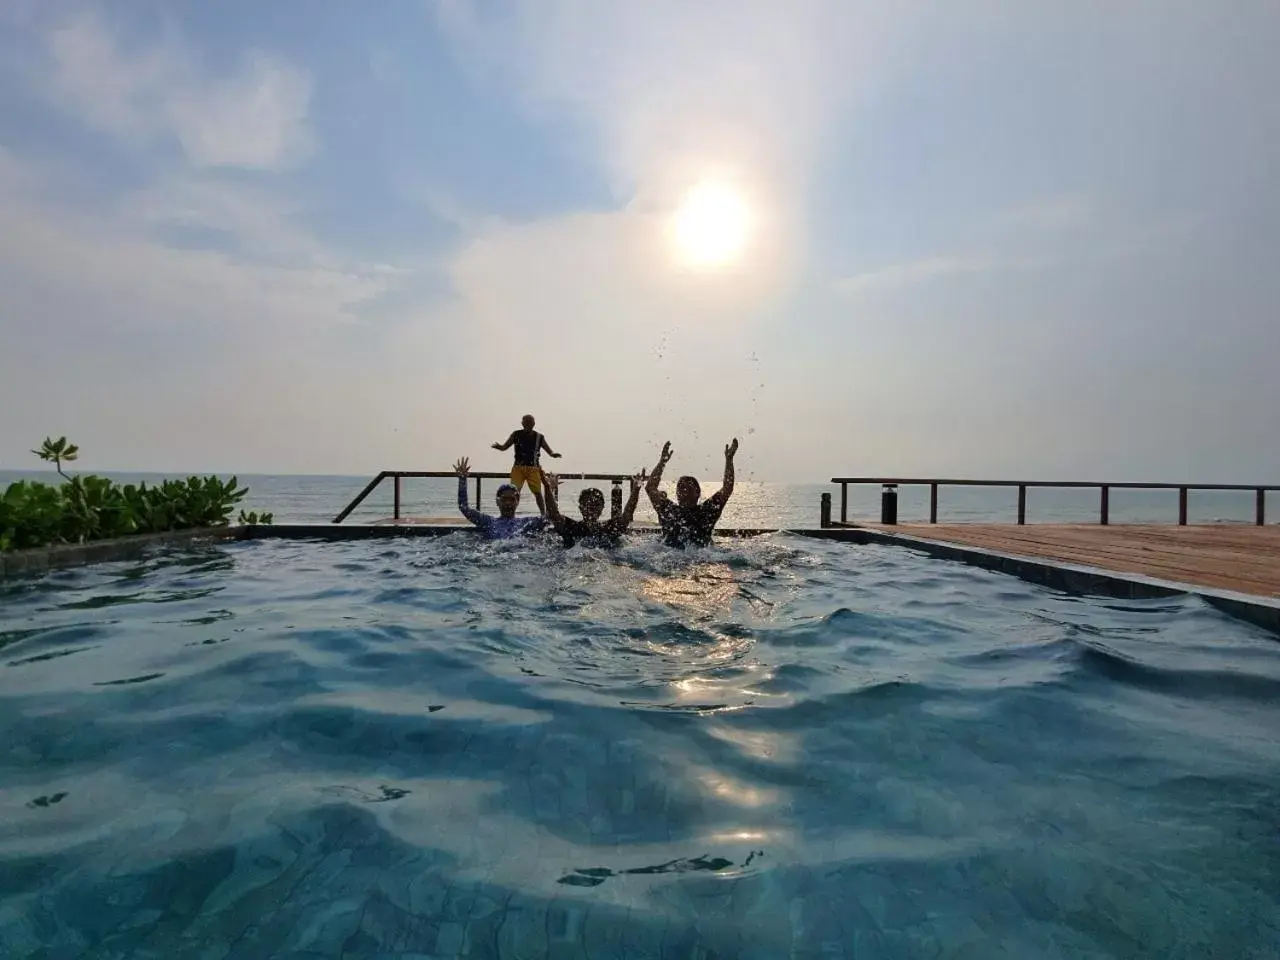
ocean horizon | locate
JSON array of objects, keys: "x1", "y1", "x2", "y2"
[{"x1": 3, "y1": 469, "x2": 1272, "y2": 530}]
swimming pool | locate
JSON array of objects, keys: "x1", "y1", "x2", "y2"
[{"x1": 1, "y1": 533, "x2": 1277, "y2": 958}]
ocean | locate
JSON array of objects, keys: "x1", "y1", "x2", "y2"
[{"x1": 0, "y1": 470, "x2": 1272, "y2": 529}]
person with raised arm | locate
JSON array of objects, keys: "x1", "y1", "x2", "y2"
[
  {"x1": 645, "y1": 438, "x2": 738, "y2": 548},
  {"x1": 491, "y1": 414, "x2": 561, "y2": 516},
  {"x1": 540, "y1": 467, "x2": 646, "y2": 548},
  {"x1": 453, "y1": 457, "x2": 547, "y2": 540}
]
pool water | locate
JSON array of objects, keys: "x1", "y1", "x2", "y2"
[{"x1": 1, "y1": 534, "x2": 1278, "y2": 958}]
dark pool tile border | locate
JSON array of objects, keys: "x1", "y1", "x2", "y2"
[
  {"x1": 0, "y1": 527, "x2": 243, "y2": 579},
  {"x1": 791, "y1": 527, "x2": 1280, "y2": 636}
]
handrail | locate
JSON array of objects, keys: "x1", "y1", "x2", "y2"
[
  {"x1": 334, "y1": 469, "x2": 638, "y2": 523},
  {"x1": 829, "y1": 478, "x2": 1277, "y2": 527},
  {"x1": 831, "y1": 477, "x2": 1280, "y2": 491}
]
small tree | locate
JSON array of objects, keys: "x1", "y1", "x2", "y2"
[{"x1": 32, "y1": 436, "x2": 80, "y2": 478}]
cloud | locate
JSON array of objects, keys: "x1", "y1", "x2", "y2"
[
  {"x1": 431, "y1": 0, "x2": 899, "y2": 204},
  {"x1": 832, "y1": 255, "x2": 1012, "y2": 295},
  {"x1": 46, "y1": 11, "x2": 312, "y2": 170}
]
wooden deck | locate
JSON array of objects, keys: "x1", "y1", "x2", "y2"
[{"x1": 859, "y1": 523, "x2": 1280, "y2": 598}]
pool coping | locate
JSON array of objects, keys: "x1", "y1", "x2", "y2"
[
  {"x1": 4, "y1": 522, "x2": 1277, "y2": 636},
  {"x1": 0, "y1": 526, "x2": 241, "y2": 578}
]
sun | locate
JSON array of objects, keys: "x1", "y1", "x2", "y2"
[{"x1": 670, "y1": 181, "x2": 751, "y2": 269}]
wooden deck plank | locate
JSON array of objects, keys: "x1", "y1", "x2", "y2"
[{"x1": 861, "y1": 523, "x2": 1280, "y2": 597}]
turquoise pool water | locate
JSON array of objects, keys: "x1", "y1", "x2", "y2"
[{"x1": 1, "y1": 534, "x2": 1278, "y2": 958}]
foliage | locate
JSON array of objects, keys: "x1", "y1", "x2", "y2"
[
  {"x1": 1, "y1": 438, "x2": 264, "y2": 552},
  {"x1": 32, "y1": 436, "x2": 79, "y2": 478},
  {"x1": 237, "y1": 510, "x2": 274, "y2": 525}
]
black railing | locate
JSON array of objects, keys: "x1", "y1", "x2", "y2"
[
  {"x1": 333, "y1": 470, "x2": 636, "y2": 523},
  {"x1": 829, "y1": 478, "x2": 1279, "y2": 527}
]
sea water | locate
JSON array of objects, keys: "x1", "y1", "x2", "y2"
[{"x1": 0, "y1": 471, "x2": 1271, "y2": 528}]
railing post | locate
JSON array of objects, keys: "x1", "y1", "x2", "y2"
[
  {"x1": 1099, "y1": 484, "x2": 1109, "y2": 525},
  {"x1": 840, "y1": 482, "x2": 848, "y2": 524},
  {"x1": 475, "y1": 476, "x2": 482, "y2": 506},
  {"x1": 1017, "y1": 485, "x2": 1026, "y2": 525},
  {"x1": 820, "y1": 493, "x2": 832, "y2": 528},
  {"x1": 929, "y1": 483, "x2": 939, "y2": 524},
  {"x1": 393, "y1": 475, "x2": 402, "y2": 520},
  {"x1": 611, "y1": 480, "x2": 623, "y2": 520},
  {"x1": 1178, "y1": 487, "x2": 1188, "y2": 525},
  {"x1": 1258, "y1": 488, "x2": 1266, "y2": 526}
]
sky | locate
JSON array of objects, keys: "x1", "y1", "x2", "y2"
[{"x1": 1, "y1": 0, "x2": 1277, "y2": 483}]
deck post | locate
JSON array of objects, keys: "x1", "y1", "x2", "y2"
[
  {"x1": 611, "y1": 480, "x2": 623, "y2": 520},
  {"x1": 1017, "y1": 485, "x2": 1027, "y2": 525},
  {"x1": 1099, "y1": 484, "x2": 1110, "y2": 525},
  {"x1": 475, "y1": 476, "x2": 481, "y2": 506},
  {"x1": 820, "y1": 493, "x2": 832, "y2": 528},
  {"x1": 1178, "y1": 487, "x2": 1188, "y2": 525},
  {"x1": 1258, "y1": 488, "x2": 1266, "y2": 526},
  {"x1": 930, "y1": 483, "x2": 939, "y2": 524},
  {"x1": 393, "y1": 475, "x2": 401, "y2": 520},
  {"x1": 840, "y1": 483, "x2": 848, "y2": 524},
  {"x1": 880, "y1": 484, "x2": 899, "y2": 525}
]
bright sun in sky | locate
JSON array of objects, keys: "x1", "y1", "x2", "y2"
[{"x1": 670, "y1": 181, "x2": 751, "y2": 269}]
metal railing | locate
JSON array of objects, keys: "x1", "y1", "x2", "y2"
[
  {"x1": 828, "y1": 478, "x2": 1279, "y2": 527},
  {"x1": 333, "y1": 470, "x2": 636, "y2": 523}
]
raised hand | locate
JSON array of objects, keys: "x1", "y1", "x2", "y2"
[
  {"x1": 630, "y1": 468, "x2": 648, "y2": 492},
  {"x1": 659, "y1": 441, "x2": 673, "y2": 464},
  {"x1": 541, "y1": 470, "x2": 560, "y2": 493},
  {"x1": 454, "y1": 457, "x2": 470, "y2": 477},
  {"x1": 725, "y1": 438, "x2": 739, "y2": 459}
]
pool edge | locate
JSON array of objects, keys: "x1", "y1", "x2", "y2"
[
  {"x1": 791, "y1": 527, "x2": 1280, "y2": 637},
  {"x1": 0, "y1": 526, "x2": 244, "y2": 579}
]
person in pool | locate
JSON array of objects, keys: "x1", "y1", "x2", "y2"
[
  {"x1": 491, "y1": 414, "x2": 561, "y2": 516},
  {"x1": 454, "y1": 457, "x2": 547, "y2": 539},
  {"x1": 540, "y1": 467, "x2": 646, "y2": 548},
  {"x1": 645, "y1": 438, "x2": 738, "y2": 548}
]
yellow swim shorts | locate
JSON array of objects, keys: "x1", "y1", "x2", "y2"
[{"x1": 509, "y1": 465, "x2": 542, "y2": 494}]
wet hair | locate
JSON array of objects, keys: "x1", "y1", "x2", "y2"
[
  {"x1": 676, "y1": 476, "x2": 701, "y2": 503},
  {"x1": 496, "y1": 483, "x2": 519, "y2": 497},
  {"x1": 579, "y1": 488, "x2": 606, "y2": 515},
  {"x1": 522, "y1": 414, "x2": 535, "y2": 429}
]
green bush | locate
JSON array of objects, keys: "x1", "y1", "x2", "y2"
[{"x1": 1, "y1": 438, "x2": 263, "y2": 552}]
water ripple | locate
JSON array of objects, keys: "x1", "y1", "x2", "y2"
[{"x1": 0, "y1": 533, "x2": 1277, "y2": 957}]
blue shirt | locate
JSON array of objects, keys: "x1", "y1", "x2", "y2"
[{"x1": 457, "y1": 477, "x2": 546, "y2": 540}]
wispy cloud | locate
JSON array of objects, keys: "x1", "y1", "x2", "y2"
[
  {"x1": 46, "y1": 12, "x2": 312, "y2": 170},
  {"x1": 832, "y1": 255, "x2": 1015, "y2": 295}
]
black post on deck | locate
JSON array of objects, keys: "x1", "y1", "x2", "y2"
[
  {"x1": 1257, "y1": 488, "x2": 1266, "y2": 526},
  {"x1": 1178, "y1": 487, "x2": 1189, "y2": 525},
  {"x1": 475, "y1": 476, "x2": 481, "y2": 506},
  {"x1": 611, "y1": 480, "x2": 623, "y2": 520},
  {"x1": 393, "y1": 475, "x2": 402, "y2": 520},
  {"x1": 880, "y1": 484, "x2": 898, "y2": 525},
  {"x1": 820, "y1": 493, "x2": 832, "y2": 528},
  {"x1": 1017, "y1": 484, "x2": 1027, "y2": 525},
  {"x1": 840, "y1": 482, "x2": 848, "y2": 524},
  {"x1": 1099, "y1": 484, "x2": 1110, "y2": 525},
  {"x1": 929, "y1": 483, "x2": 939, "y2": 524}
]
